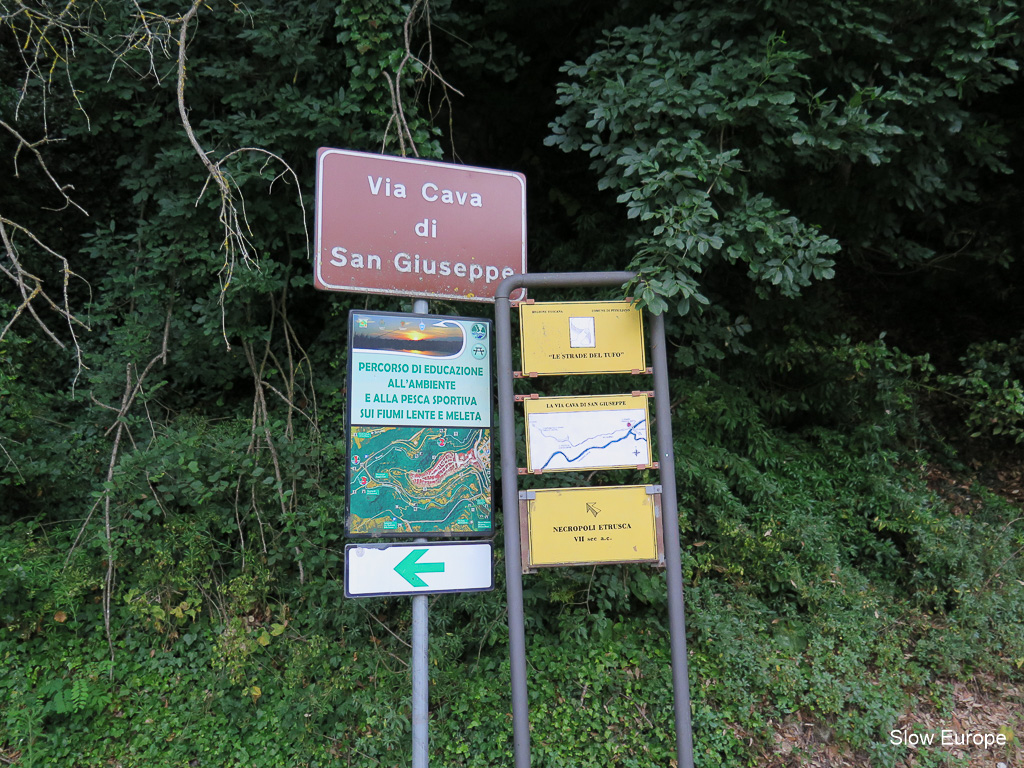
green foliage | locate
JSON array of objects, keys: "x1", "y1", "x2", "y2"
[
  {"x1": 935, "y1": 336, "x2": 1024, "y2": 443},
  {"x1": 546, "y1": 0, "x2": 1020, "y2": 339},
  {"x1": 2, "y1": 0, "x2": 1024, "y2": 766}
]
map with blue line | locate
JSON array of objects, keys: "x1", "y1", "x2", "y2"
[{"x1": 526, "y1": 408, "x2": 651, "y2": 472}]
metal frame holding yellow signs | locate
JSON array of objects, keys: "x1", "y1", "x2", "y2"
[
  {"x1": 495, "y1": 271, "x2": 696, "y2": 768},
  {"x1": 518, "y1": 485, "x2": 665, "y2": 572},
  {"x1": 515, "y1": 300, "x2": 647, "y2": 376}
]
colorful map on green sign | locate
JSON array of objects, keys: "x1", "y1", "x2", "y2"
[{"x1": 347, "y1": 426, "x2": 492, "y2": 536}]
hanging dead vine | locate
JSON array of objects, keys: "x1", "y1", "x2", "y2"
[
  {"x1": 0, "y1": 106, "x2": 91, "y2": 387},
  {"x1": 3, "y1": 0, "x2": 314, "y2": 661},
  {"x1": 382, "y1": 0, "x2": 463, "y2": 157}
]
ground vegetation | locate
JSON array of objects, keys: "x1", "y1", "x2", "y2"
[{"x1": 1, "y1": 1, "x2": 1023, "y2": 765}]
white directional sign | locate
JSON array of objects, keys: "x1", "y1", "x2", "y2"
[{"x1": 345, "y1": 541, "x2": 494, "y2": 598}]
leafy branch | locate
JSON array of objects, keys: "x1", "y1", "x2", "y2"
[{"x1": 66, "y1": 299, "x2": 173, "y2": 670}]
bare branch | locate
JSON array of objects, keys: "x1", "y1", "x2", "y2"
[
  {"x1": 381, "y1": 0, "x2": 464, "y2": 157},
  {"x1": 3, "y1": 0, "x2": 90, "y2": 122},
  {"x1": 0, "y1": 436, "x2": 26, "y2": 485},
  {"x1": 101, "y1": 364, "x2": 133, "y2": 670},
  {"x1": 0, "y1": 85, "x2": 90, "y2": 384},
  {"x1": 0, "y1": 120, "x2": 88, "y2": 216},
  {"x1": 0, "y1": 216, "x2": 90, "y2": 386}
]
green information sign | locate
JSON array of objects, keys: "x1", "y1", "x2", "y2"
[{"x1": 346, "y1": 311, "x2": 493, "y2": 537}]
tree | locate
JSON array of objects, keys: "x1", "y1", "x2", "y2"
[
  {"x1": 546, "y1": 0, "x2": 1022, "y2": 363},
  {"x1": 2, "y1": 1, "x2": 1024, "y2": 765}
]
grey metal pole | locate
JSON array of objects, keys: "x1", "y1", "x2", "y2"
[
  {"x1": 411, "y1": 590, "x2": 428, "y2": 768},
  {"x1": 650, "y1": 311, "x2": 695, "y2": 768},
  {"x1": 411, "y1": 298, "x2": 430, "y2": 768},
  {"x1": 411, "y1": 589, "x2": 428, "y2": 768},
  {"x1": 494, "y1": 286, "x2": 531, "y2": 768}
]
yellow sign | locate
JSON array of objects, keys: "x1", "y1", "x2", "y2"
[
  {"x1": 520, "y1": 485, "x2": 663, "y2": 570},
  {"x1": 518, "y1": 301, "x2": 645, "y2": 376},
  {"x1": 522, "y1": 394, "x2": 653, "y2": 472}
]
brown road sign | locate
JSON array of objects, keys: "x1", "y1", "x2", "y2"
[{"x1": 315, "y1": 148, "x2": 526, "y2": 302}]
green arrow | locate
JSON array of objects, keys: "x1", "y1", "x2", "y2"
[{"x1": 395, "y1": 549, "x2": 445, "y2": 588}]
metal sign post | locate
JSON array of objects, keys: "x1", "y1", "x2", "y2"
[
  {"x1": 495, "y1": 272, "x2": 695, "y2": 768},
  {"x1": 411, "y1": 296, "x2": 430, "y2": 768},
  {"x1": 317, "y1": 148, "x2": 523, "y2": 768}
]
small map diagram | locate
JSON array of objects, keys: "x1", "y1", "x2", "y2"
[
  {"x1": 568, "y1": 316, "x2": 596, "y2": 348},
  {"x1": 347, "y1": 426, "x2": 492, "y2": 536},
  {"x1": 526, "y1": 408, "x2": 650, "y2": 472}
]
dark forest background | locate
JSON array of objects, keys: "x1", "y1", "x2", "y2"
[{"x1": 2, "y1": 1, "x2": 1023, "y2": 765}]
